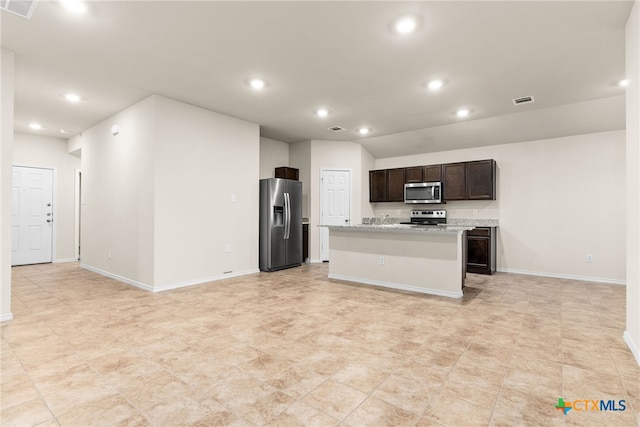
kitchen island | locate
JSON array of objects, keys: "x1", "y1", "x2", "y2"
[{"x1": 323, "y1": 224, "x2": 475, "y2": 299}]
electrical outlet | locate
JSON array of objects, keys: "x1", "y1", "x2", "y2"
[
  {"x1": 379, "y1": 256, "x2": 385, "y2": 266},
  {"x1": 225, "y1": 244, "x2": 231, "y2": 253},
  {"x1": 586, "y1": 254, "x2": 593, "y2": 263},
  {"x1": 472, "y1": 209, "x2": 479, "y2": 216},
  {"x1": 107, "y1": 250, "x2": 112, "y2": 260}
]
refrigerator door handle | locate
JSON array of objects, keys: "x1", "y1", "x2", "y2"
[
  {"x1": 288, "y1": 192, "x2": 292, "y2": 239},
  {"x1": 287, "y1": 192, "x2": 291, "y2": 239},
  {"x1": 284, "y1": 192, "x2": 290, "y2": 239}
]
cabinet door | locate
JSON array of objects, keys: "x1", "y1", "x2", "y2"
[
  {"x1": 443, "y1": 163, "x2": 466, "y2": 200},
  {"x1": 424, "y1": 165, "x2": 442, "y2": 182},
  {"x1": 405, "y1": 166, "x2": 423, "y2": 183},
  {"x1": 303, "y1": 224, "x2": 309, "y2": 261},
  {"x1": 467, "y1": 160, "x2": 495, "y2": 200},
  {"x1": 275, "y1": 167, "x2": 299, "y2": 180},
  {"x1": 387, "y1": 168, "x2": 406, "y2": 202},
  {"x1": 467, "y1": 227, "x2": 496, "y2": 275},
  {"x1": 467, "y1": 235, "x2": 490, "y2": 272},
  {"x1": 369, "y1": 170, "x2": 387, "y2": 202}
]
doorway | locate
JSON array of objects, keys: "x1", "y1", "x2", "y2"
[
  {"x1": 12, "y1": 166, "x2": 54, "y2": 266},
  {"x1": 320, "y1": 169, "x2": 351, "y2": 262},
  {"x1": 75, "y1": 169, "x2": 82, "y2": 261}
]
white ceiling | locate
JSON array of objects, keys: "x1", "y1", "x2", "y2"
[{"x1": 1, "y1": 1, "x2": 633, "y2": 159}]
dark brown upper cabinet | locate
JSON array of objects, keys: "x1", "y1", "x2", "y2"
[
  {"x1": 369, "y1": 168, "x2": 406, "y2": 202},
  {"x1": 275, "y1": 166, "x2": 299, "y2": 180},
  {"x1": 405, "y1": 166, "x2": 424, "y2": 183},
  {"x1": 466, "y1": 160, "x2": 496, "y2": 200},
  {"x1": 406, "y1": 165, "x2": 441, "y2": 183},
  {"x1": 387, "y1": 168, "x2": 406, "y2": 202},
  {"x1": 443, "y1": 163, "x2": 467, "y2": 201},
  {"x1": 444, "y1": 160, "x2": 496, "y2": 201},
  {"x1": 369, "y1": 159, "x2": 495, "y2": 203},
  {"x1": 369, "y1": 170, "x2": 387, "y2": 202},
  {"x1": 424, "y1": 164, "x2": 442, "y2": 182}
]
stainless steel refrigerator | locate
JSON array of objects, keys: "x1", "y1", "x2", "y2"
[{"x1": 259, "y1": 178, "x2": 303, "y2": 271}]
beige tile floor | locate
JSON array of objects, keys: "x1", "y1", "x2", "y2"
[{"x1": 1, "y1": 262, "x2": 639, "y2": 426}]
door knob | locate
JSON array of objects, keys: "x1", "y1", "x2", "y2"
[{"x1": 47, "y1": 219, "x2": 52, "y2": 223}]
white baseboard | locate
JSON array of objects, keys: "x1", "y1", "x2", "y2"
[
  {"x1": 309, "y1": 259, "x2": 324, "y2": 264},
  {"x1": 497, "y1": 268, "x2": 625, "y2": 285},
  {"x1": 54, "y1": 258, "x2": 78, "y2": 264},
  {"x1": 0, "y1": 313, "x2": 14, "y2": 322},
  {"x1": 153, "y1": 269, "x2": 259, "y2": 292},
  {"x1": 80, "y1": 264, "x2": 154, "y2": 291},
  {"x1": 328, "y1": 273, "x2": 463, "y2": 299},
  {"x1": 623, "y1": 331, "x2": 640, "y2": 366},
  {"x1": 79, "y1": 264, "x2": 259, "y2": 293}
]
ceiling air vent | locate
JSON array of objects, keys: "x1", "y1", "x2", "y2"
[
  {"x1": 1, "y1": 0, "x2": 38, "y2": 19},
  {"x1": 328, "y1": 126, "x2": 346, "y2": 132},
  {"x1": 512, "y1": 96, "x2": 535, "y2": 106}
]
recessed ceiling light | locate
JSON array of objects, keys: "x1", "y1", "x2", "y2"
[
  {"x1": 619, "y1": 79, "x2": 629, "y2": 87},
  {"x1": 60, "y1": 0, "x2": 87, "y2": 14},
  {"x1": 29, "y1": 123, "x2": 42, "y2": 130},
  {"x1": 315, "y1": 108, "x2": 329, "y2": 118},
  {"x1": 248, "y1": 78, "x2": 267, "y2": 90},
  {"x1": 393, "y1": 16, "x2": 419, "y2": 34},
  {"x1": 358, "y1": 127, "x2": 370, "y2": 135},
  {"x1": 64, "y1": 93, "x2": 81, "y2": 102},
  {"x1": 427, "y1": 79, "x2": 444, "y2": 90},
  {"x1": 456, "y1": 109, "x2": 470, "y2": 118},
  {"x1": 60, "y1": 129, "x2": 69, "y2": 134}
]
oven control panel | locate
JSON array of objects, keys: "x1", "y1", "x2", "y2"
[{"x1": 410, "y1": 209, "x2": 447, "y2": 219}]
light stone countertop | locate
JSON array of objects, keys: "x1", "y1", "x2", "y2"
[
  {"x1": 360, "y1": 217, "x2": 499, "y2": 227},
  {"x1": 448, "y1": 218, "x2": 499, "y2": 227},
  {"x1": 321, "y1": 223, "x2": 475, "y2": 233},
  {"x1": 320, "y1": 217, "x2": 498, "y2": 233}
]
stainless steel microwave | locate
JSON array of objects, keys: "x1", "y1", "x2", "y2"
[{"x1": 404, "y1": 182, "x2": 442, "y2": 204}]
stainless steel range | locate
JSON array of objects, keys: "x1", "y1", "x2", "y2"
[{"x1": 401, "y1": 209, "x2": 447, "y2": 226}]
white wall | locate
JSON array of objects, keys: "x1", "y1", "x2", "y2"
[
  {"x1": 307, "y1": 140, "x2": 371, "y2": 262},
  {"x1": 375, "y1": 130, "x2": 626, "y2": 284},
  {"x1": 1, "y1": 49, "x2": 15, "y2": 321},
  {"x1": 13, "y1": 133, "x2": 81, "y2": 262},
  {"x1": 360, "y1": 146, "x2": 376, "y2": 220},
  {"x1": 625, "y1": 0, "x2": 640, "y2": 364},
  {"x1": 72, "y1": 96, "x2": 157, "y2": 287},
  {"x1": 73, "y1": 95, "x2": 260, "y2": 290},
  {"x1": 153, "y1": 96, "x2": 259, "y2": 288},
  {"x1": 259, "y1": 137, "x2": 289, "y2": 179},
  {"x1": 290, "y1": 140, "x2": 311, "y2": 218}
]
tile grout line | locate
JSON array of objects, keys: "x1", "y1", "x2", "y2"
[{"x1": 5, "y1": 339, "x2": 62, "y2": 426}]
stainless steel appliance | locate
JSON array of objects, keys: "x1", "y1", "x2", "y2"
[
  {"x1": 259, "y1": 178, "x2": 303, "y2": 271},
  {"x1": 404, "y1": 181, "x2": 442, "y2": 204},
  {"x1": 401, "y1": 209, "x2": 447, "y2": 226}
]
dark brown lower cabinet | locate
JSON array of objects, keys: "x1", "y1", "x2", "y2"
[
  {"x1": 303, "y1": 224, "x2": 309, "y2": 262},
  {"x1": 466, "y1": 227, "x2": 496, "y2": 275}
]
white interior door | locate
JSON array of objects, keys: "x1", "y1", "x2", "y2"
[
  {"x1": 320, "y1": 169, "x2": 350, "y2": 261},
  {"x1": 12, "y1": 166, "x2": 54, "y2": 266}
]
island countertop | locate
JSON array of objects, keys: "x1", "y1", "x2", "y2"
[{"x1": 320, "y1": 224, "x2": 475, "y2": 233}]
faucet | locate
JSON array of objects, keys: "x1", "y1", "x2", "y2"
[{"x1": 380, "y1": 213, "x2": 389, "y2": 224}]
